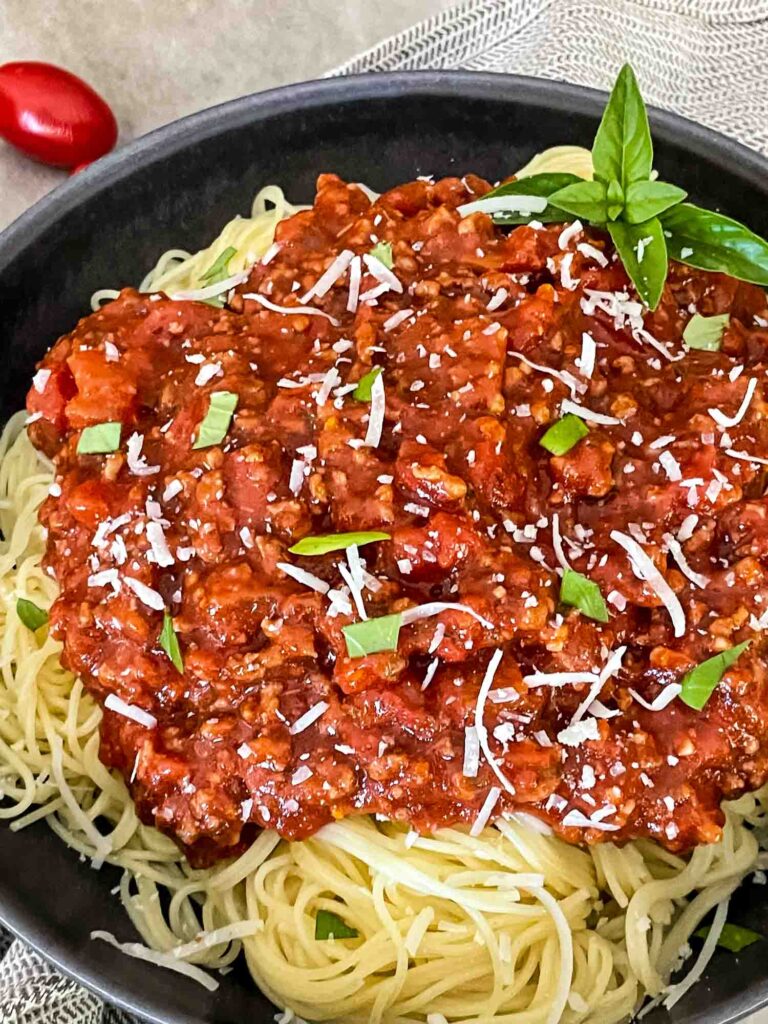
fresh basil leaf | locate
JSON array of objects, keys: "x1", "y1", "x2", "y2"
[
  {"x1": 695, "y1": 922, "x2": 762, "y2": 953},
  {"x1": 683, "y1": 313, "x2": 729, "y2": 351},
  {"x1": 201, "y1": 246, "x2": 237, "y2": 285},
  {"x1": 663, "y1": 203, "x2": 768, "y2": 286},
  {"x1": 547, "y1": 180, "x2": 608, "y2": 224},
  {"x1": 289, "y1": 531, "x2": 391, "y2": 556},
  {"x1": 606, "y1": 180, "x2": 625, "y2": 221},
  {"x1": 608, "y1": 217, "x2": 668, "y2": 310},
  {"x1": 192, "y1": 391, "x2": 238, "y2": 450},
  {"x1": 77, "y1": 422, "x2": 121, "y2": 455},
  {"x1": 540, "y1": 414, "x2": 589, "y2": 455},
  {"x1": 353, "y1": 367, "x2": 382, "y2": 402},
  {"x1": 315, "y1": 909, "x2": 358, "y2": 940},
  {"x1": 159, "y1": 611, "x2": 184, "y2": 673},
  {"x1": 560, "y1": 569, "x2": 609, "y2": 623},
  {"x1": 624, "y1": 181, "x2": 687, "y2": 224},
  {"x1": 592, "y1": 63, "x2": 653, "y2": 189},
  {"x1": 485, "y1": 173, "x2": 581, "y2": 225},
  {"x1": 368, "y1": 242, "x2": 393, "y2": 269},
  {"x1": 343, "y1": 613, "x2": 402, "y2": 658},
  {"x1": 16, "y1": 598, "x2": 49, "y2": 631},
  {"x1": 680, "y1": 641, "x2": 750, "y2": 711},
  {"x1": 484, "y1": 173, "x2": 581, "y2": 200}
]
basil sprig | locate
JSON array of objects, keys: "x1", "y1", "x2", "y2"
[{"x1": 483, "y1": 63, "x2": 768, "y2": 309}]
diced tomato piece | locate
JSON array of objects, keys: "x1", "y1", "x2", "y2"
[
  {"x1": 68, "y1": 478, "x2": 112, "y2": 528},
  {"x1": 65, "y1": 349, "x2": 137, "y2": 426},
  {"x1": 26, "y1": 364, "x2": 76, "y2": 430}
]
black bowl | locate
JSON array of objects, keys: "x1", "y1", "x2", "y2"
[{"x1": 1, "y1": 70, "x2": 768, "y2": 1024}]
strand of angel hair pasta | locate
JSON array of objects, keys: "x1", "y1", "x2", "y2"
[
  {"x1": 138, "y1": 185, "x2": 307, "y2": 295},
  {"x1": 514, "y1": 145, "x2": 594, "y2": 181},
  {"x1": 623, "y1": 816, "x2": 757, "y2": 996}
]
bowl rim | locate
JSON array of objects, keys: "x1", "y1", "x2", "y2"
[
  {"x1": 2, "y1": 67, "x2": 768, "y2": 1024},
  {"x1": 3, "y1": 67, "x2": 768, "y2": 272}
]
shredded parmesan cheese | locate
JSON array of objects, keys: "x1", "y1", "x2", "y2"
[
  {"x1": 401, "y1": 602, "x2": 493, "y2": 629},
  {"x1": 663, "y1": 533, "x2": 709, "y2": 589},
  {"x1": 123, "y1": 577, "x2": 165, "y2": 611},
  {"x1": 561, "y1": 399, "x2": 621, "y2": 425},
  {"x1": 276, "y1": 563, "x2": 329, "y2": 594},
  {"x1": 709, "y1": 377, "x2": 757, "y2": 428},
  {"x1": 610, "y1": 530, "x2": 686, "y2": 637},
  {"x1": 301, "y1": 249, "x2": 355, "y2": 302},
  {"x1": 242, "y1": 292, "x2": 340, "y2": 326},
  {"x1": 457, "y1": 195, "x2": 548, "y2": 217},
  {"x1": 364, "y1": 371, "x2": 385, "y2": 448},
  {"x1": 470, "y1": 786, "x2": 502, "y2": 836},
  {"x1": 289, "y1": 702, "x2": 329, "y2": 735},
  {"x1": 628, "y1": 683, "x2": 682, "y2": 711},
  {"x1": 104, "y1": 693, "x2": 157, "y2": 729}
]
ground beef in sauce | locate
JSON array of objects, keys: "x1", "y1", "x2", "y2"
[{"x1": 26, "y1": 172, "x2": 768, "y2": 866}]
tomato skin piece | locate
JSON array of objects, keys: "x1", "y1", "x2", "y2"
[{"x1": 0, "y1": 61, "x2": 117, "y2": 168}]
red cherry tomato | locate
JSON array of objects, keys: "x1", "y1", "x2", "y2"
[{"x1": 0, "y1": 61, "x2": 117, "y2": 169}]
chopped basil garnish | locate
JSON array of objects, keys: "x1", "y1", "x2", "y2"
[
  {"x1": 192, "y1": 391, "x2": 238, "y2": 450},
  {"x1": 201, "y1": 246, "x2": 237, "y2": 284},
  {"x1": 77, "y1": 422, "x2": 121, "y2": 455},
  {"x1": 289, "y1": 531, "x2": 391, "y2": 556},
  {"x1": 560, "y1": 569, "x2": 609, "y2": 623},
  {"x1": 315, "y1": 909, "x2": 358, "y2": 940},
  {"x1": 353, "y1": 367, "x2": 383, "y2": 402},
  {"x1": 695, "y1": 922, "x2": 762, "y2": 953},
  {"x1": 683, "y1": 313, "x2": 729, "y2": 351},
  {"x1": 159, "y1": 611, "x2": 184, "y2": 673},
  {"x1": 368, "y1": 242, "x2": 393, "y2": 268},
  {"x1": 487, "y1": 63, "x2": 768, "y2": 309},
  {"x1": 16, "y1": 598, "x2": 49, "y2": 631},
  {"x1": 540, "y1": 414, "x2": 589, "y2": 455},
  {"x1": 680, "y1": 641, "x2": 750, "y2": 711},
  {"x1": 343, "y1": 613, "x2": 402, "y2": 658}
]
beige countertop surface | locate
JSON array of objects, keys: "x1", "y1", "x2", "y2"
[{"x1": 0, "y1": 0, "x2": 454, "y2": 228}]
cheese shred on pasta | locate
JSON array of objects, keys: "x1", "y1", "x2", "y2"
[{"x1": 1, "y1": 167, "x2": 766, "y2": 1024}]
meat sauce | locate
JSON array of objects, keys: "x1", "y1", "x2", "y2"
[{"x1": 26, "y1": 172, "x2": 768, "y2": 865}]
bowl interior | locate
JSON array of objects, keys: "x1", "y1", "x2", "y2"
[{"x1": 0, "y1": 70, "x2": 767, "y2": 1024}]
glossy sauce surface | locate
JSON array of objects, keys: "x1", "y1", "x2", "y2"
[{"x1": 27, "y1": 173, "x2": 768, "y2": 864}]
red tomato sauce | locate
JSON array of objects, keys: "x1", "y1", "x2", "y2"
[{"x1": 26, "y1": 173, "x2": 768, "y2": 865}]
